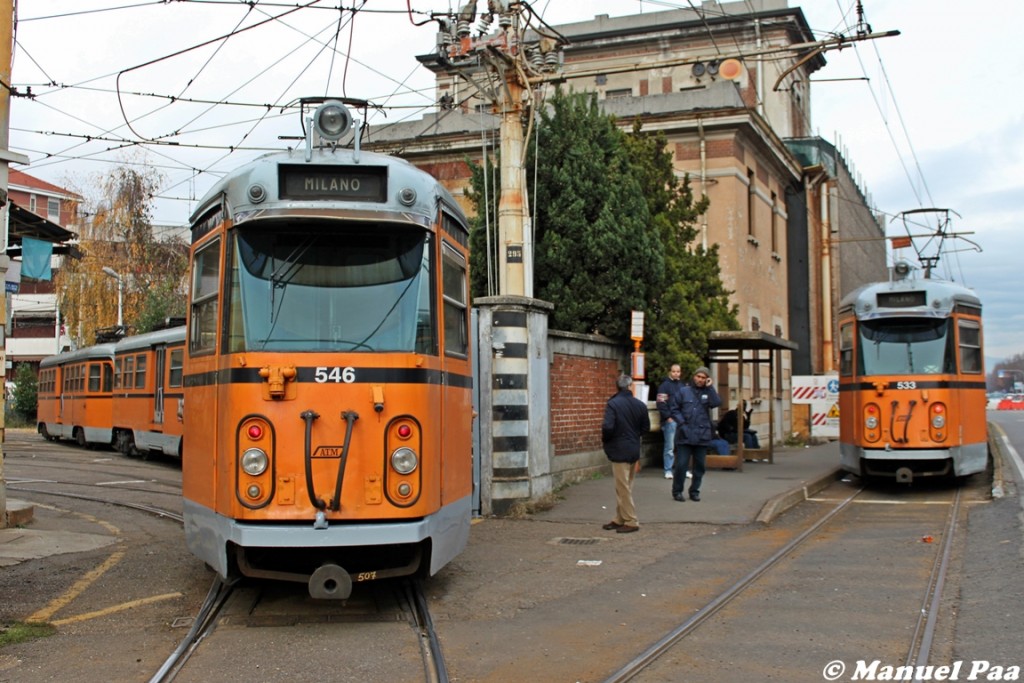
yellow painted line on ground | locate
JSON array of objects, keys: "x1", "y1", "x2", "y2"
[
  {"x1": 27, "y1": 549, "x2": 125, "y2": 623},
  {"x1": 26, "y1": 510, "x2": 124, "y2": 624},
  {"x1": 50, "y1": 592, "x2": 183, "y2": 627}
]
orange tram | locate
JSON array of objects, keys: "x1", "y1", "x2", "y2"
[
  {"x1": 37, "y1": 343, "x2": 115, "y2": 447},
  {"x1": 837, "y1": 260, "x2": 987, "y2": 483},
  {"x1": 37, "y1": 325, "x2": 186, "y2": 457},
  {"x1": 180, "y1": 99, "x2": 473, "y2": 599}
]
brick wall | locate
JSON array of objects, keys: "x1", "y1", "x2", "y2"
[{"x1": 550, "y1": 353, "x2": 621, "y2": 456}]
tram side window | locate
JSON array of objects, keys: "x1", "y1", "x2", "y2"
[
  {"x1": 135, "y1": 353, "x2": 147, "y2": 389},
  {"x1": 839, "y1": 323, "x2": 854, "y2": 376},
  {"x1": 114, "y1": 358, "x2": 122, "y2": 389},
  {"x1": 441, "y1": 243, "x2": 468, "y2": 358},
  {"x1": 71, "y1": 364, "x2": 84, "y2": 392},
  {"x1": 88, "y1": 363, "x2": 102, "y2": 392},
  {"x1": 168, "y1": 349, "x2": 184, "y2": 387},
  {"x1": 104, "y1": 364, "x2": 113, "y2": 392},
  {"x1": 191, "y1": 240, "x2": 221, "y2": 354},
  {"x1": 124, "y1": 356, "x2": 135, "y2": 390},
  {"x1": 958, "y1": 320, "x2": 982, "y2": 374},
  {"x1": 38, "y1": 369, "x2": 49, "y2": 394}
]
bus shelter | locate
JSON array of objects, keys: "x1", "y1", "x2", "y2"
[{"x1": 705, "y1": 331, "x2": 798, "y2": 470}]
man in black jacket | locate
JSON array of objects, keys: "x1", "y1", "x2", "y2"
[{"x1": 601, "y1": 374, "x2": 650, "y2": 533}]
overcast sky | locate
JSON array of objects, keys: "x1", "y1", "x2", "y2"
[{"x1": 9, "y1": 0, "x2": 1022, "y2": 363}]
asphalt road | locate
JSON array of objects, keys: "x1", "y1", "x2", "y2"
[{"x1": 2, "y1": 416, "x2": 1023, "y2": 682}]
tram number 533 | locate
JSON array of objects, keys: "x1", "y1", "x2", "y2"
[
  {"x1": 314, "y1": 367, "x2": 356, "y2": 383},
  {"x1": 895, "y1": 381, "x2": 917, "y2": 390}
]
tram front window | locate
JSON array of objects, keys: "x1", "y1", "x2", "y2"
[
  {"x1": 857, "y1": 318, "x2": 955, "y2": 376},
  {"x1": 228, "y1": 223, "x2": 434, "y2": 353}
]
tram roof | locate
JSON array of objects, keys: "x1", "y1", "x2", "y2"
[
  {"x1": 114, "y1": 326, "x2": 186, "y2": 354},
  {"x1": 39, "y1": 343, "x2": 116, "y2": 368},
  {"x1": 839, "y1": 276, "x2": 981, "y2": 315}
]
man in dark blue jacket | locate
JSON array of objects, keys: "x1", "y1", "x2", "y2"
[
  {"x1": 669, "y1": 366, "x2": 721, "y2": 502},
  {"x1": 601, "y1": 374, "x2": 651, "y2": 533}
]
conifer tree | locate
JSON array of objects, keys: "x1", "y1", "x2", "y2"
[
  {"x1": 467, "y1": 90, "x2": 736, "y2": 370},
  {"x1": 621, "y1": 120, "x2": 738, "y2": 378}
]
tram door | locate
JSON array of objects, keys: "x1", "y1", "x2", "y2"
[{"x1": 153, "y1": 346, "x2": 166, "y2": 425}]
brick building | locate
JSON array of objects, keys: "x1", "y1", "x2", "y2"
[{"x1": 4, "y1": 169, "x2": 79, "y2": 381}]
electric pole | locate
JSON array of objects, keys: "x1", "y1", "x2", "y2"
[
  {"x1": 439, "y1": 1, "x2": 564, "y2": 298},
  {"x1": 0, "y1": 0, "x2": 13, "y2": 528}
]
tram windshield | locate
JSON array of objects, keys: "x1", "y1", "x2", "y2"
[
  {"x1": 857, "y1": 318, "x2": 955, "y2": 376},
  {"x1": 227, "y1": 222, "x2": 434, "y2": 353}
]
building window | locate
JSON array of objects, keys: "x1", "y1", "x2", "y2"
[
  {"x1": 747, "y1": 169, "x2": 756, "y2": 237},
  {"x1": 606, "y1": 88, "x2": 632, "y2": 99},
  {"x1": 48, "y1": 198, "x2": 60, "y2": 222},
  {"x1": 770, "y1": 191, "x2": 778, "y2": 253},
  {"x1": 29, "y1": 194, "x2": 37, "y2": 213}
]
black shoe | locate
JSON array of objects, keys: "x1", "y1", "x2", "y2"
[
  {"x1": 672, "y1": 493, "x2": 686, "y2": 502},
  {"x1": 689, "y1": 493, "x2": 701, "y2": 502},
  {"x1": 616, "y1": 525, "x2": 639, "y2": 533},
  {"x1": 602, "y1": 521, "x2": 623, "y2": 530}
]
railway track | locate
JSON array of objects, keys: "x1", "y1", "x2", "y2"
[
  {"x1": 9, "y1": 481, "x2": 450, "y2": 682},
  {"x1": 152, "y1": 577, "x2": 449, "y2": 683},
  {"x1": 602, "y1": 484, "x2": 967, "y2": 682}
]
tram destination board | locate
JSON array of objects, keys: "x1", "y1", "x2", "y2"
[
  {"x1": 279, "y1": 164, "x2": 387, "y2": 202},
  {"x1": 877, "y1": 290, "x2": 926, "y2": 308}
]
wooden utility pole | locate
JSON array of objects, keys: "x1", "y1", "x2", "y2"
[
  {"x1": 0, "y1": 0, "x2": 13, "y2": 528},
  {"x1": 0, "y1": 0, "x2": 28, "y2": 527}
]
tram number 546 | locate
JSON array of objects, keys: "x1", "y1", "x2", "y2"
[{"x1": 314, "y1": 367, "x2": 356, "y2": 383}]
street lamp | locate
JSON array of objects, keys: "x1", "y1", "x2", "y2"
[{"x1": 101, "y1": 266, "x2": 123, "y2": 327}]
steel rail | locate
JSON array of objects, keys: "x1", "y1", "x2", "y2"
[
  {"x1": 7, "y1": 485, "x2": 184, "y2": 523},
  {"x1": 148, "y1": 577, "x2": 236, "y2": 683},
  {"x1": 603, "y1": 487, "x2": 864, "y2": 683},
  {"x1": 906, "y1": 487, "x2": 963, "y2": 681},
  {"x1": 407, "y1": 579, "x2": 450, "y2": 683}
]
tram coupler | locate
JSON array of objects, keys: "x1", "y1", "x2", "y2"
[
  {"x1": 895, "y1": 467, "x2": 914, "y2": 484},
  {"x1": 309, "y1": 563, "x2": 352, "y2": 600}
]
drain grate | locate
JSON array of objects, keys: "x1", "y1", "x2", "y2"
[{"x1": 555, "y1": 537, "x2": 603, "y2": 545}]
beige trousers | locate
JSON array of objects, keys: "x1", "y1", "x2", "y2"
[{"x1": 611, "y1": 461, "x2": 638, "y2": 526}]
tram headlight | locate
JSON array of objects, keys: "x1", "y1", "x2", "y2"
[
  {"x1": 932, "y1": 414, "x2": 946, "y2": 429},
  {"x1": 391, "y1": 446, "x2": 418, "y2": 475},
  {"x1": 865, "y1": 416, "x2": 879, "y2": 429},
  {"x1": 241, "y1": 448, "x2": 269, "y2": 476},
  {"x1": 313, "y1": 100, "x2": 352, "y2": 141}
]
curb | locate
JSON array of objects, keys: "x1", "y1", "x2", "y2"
[
  {"x1": 987, "y1": 421, "x2": 1008, "y2": 499},
  {"x1": 754, "y1": 467, "x2": 845, "y2": 525},
  {"x1": 4, "y1": 499, "x2": 35, "y2": 528}
]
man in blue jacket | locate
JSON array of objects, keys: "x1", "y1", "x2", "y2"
[
  {"x1": 669, "y1": 366, "x2": 721, "y2": 502},
  {"x1": 601, "y1": 374, "x2": 651, "y2": 533}
]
